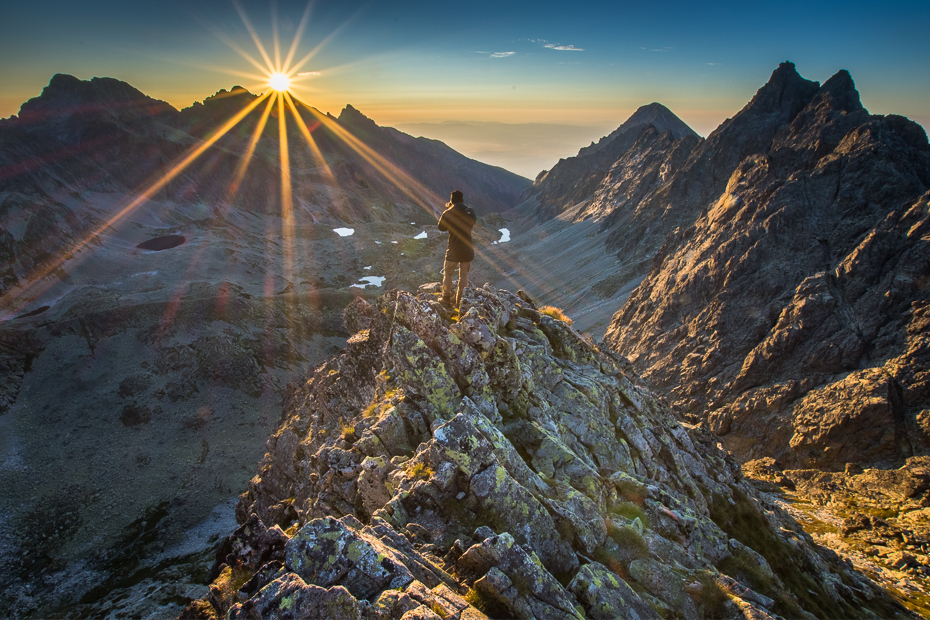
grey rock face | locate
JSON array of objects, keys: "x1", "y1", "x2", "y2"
[
  {"x1": 185, "y1": 285, "x2": 911, "y2": 619},
  {"x1": 603, "y1": 64, "x2": 930, "y2": 471},
  {"x1": 489, "y1": 106, "x2": 702, "y2": 337}
]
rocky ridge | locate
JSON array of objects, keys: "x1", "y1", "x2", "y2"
[
  {"x1": 182, "y1": 284, "x2": 912, "y2": 619},
  {"x1": 489, "y1": 63, "x2": 836, "y2": 339},
  {"x1": 602, "y1": 66, "x2": 930, "y2": 472},
  {"x1": 0, "y1": 74, "x2": 526, "y2": 618},
  {"x1": 524, "y1": 102, "x2": 698, "y2": 222}
]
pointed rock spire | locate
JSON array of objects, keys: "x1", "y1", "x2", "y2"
[
  {"x1": 738, "y1": 61, "x2": 821, "y2": 126},
  {"x1": 814, "y1": 69, "x2": 864, "y2": 115}
]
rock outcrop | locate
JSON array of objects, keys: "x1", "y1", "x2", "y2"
[
  {"x1": 183, "y1": 285, "x2": 912, "y2": 619},
  {"x1": 524, "y1": 102, "x2": 699, "y2": 222},
  {"x1": 603, "y1": 65, "x2": 930, "y2": 471}
]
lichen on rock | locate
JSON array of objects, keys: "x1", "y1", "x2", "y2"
[{"x1": 185, "y1": 285, "x2": 915, "y2": 619}]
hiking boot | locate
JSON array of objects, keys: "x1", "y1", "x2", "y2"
[{"x1": 440, "y1": 296, "x2": 454, "y2": 310}]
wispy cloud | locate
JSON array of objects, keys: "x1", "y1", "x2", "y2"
[
  {"x1": 491, "y1": 51, "x2": 515, "y2": 58},
  {"x1": 523, "y1": 38, "x2": 584, "y2": 52},
  {"x1": 298, "y1": 71, "x2": 320, "y2": 76},
  {"x1": 705, "y1": 62, "x2": 720, "y2": 66},
  {"x1": 544, "y1": 43, "x2": 583, "y2": 51},
  {"x1": 641, "y1": 46, "x2": 673, "y2": 52}
]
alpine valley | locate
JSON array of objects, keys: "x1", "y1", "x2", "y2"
[{"x1": 0, "y1": 62, "x2": 927, "y2": 620}]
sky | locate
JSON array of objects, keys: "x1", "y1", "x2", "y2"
[{"x1": 2, "y1": 0, "x2": 928, "y2": 177}]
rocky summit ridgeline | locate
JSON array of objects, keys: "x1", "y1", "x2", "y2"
[
  {"x1": 602, "y1": 64, "x2": 930, "y2": 474},
  {"x1": 181, "y1": 284, "x2": 911, "y2": 620}
]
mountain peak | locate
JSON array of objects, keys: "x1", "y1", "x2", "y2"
[
  {"x1": 337, "y1": 104, "x2": 380, "y2": 134},
  {"x1": 338, "y1": 104, "x2": 371, "y2": 122},
  {"x1": 624, "y1": 102, "x2": 698, "y2": 140},
  {"x1": 18, "y1": 73, "x2": 174, "y2": 122},
  {"x1": 739, "y1": 60, "x2": 820, "y2": 124},
  {"x1": 816, "y1": 69, "x2": 864, "y2": 114},
  {"x1": 580, "y1": 102, "x2": 696, "y2": 157}
]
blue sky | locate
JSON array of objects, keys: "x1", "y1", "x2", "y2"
[{"x1": 2, "y1": 0, "x2": 928, "y2": 175}]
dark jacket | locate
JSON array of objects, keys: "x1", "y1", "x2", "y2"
[{"x1": 438, "y1": 201, "x2": 477, "y2": 262}]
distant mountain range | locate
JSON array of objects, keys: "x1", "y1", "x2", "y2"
[{"x1": 0, "y1": 73, "x2": 529, "y2": 302}]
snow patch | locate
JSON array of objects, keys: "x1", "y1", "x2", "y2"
[
  {"x1": 492, "y1": 227, "x2": 511, "y2": 245},
  {"x1": 351, "y1": 276, "x2": 385, "y2": 288},
  {"x1": 333, "y1": 227, "x2": 355, "y2": 237},
  {"x1": 413, "y1": 231, "x2": 427, "y2": 240}
]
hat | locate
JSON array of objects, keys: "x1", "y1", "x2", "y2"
[{"x1": 450, "y1": 190, "x2": 464, "y2": 203}]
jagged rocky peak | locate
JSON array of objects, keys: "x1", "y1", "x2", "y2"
[
  {"x1": 603, "y1": 63, "x2": 930, "y2": 474},
  {"x1": 182, "y1": 285, "x2": 909, "y2": 619},
  {"x1": 202, "y1": 85, "x2": 258, "y2": 104},
  {"x1": 338, "y1": 103, "x2": 381, "y2": 130},
  {"x1": 738, "y1": 61, "x2": 821, "y2": 125},
  {"x1": 521, "y1": 101, "x2": 697, "y2": 222},
  {"x1": 16, "y1": 73, "x2": 175, "y2": 124}
]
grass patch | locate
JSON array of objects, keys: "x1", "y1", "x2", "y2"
[
  {"x1": 594, "y1": 521, "x2": 650, "y2": 580},
  {"x1": 612, "y1": 501, "x2": 650, "y2": 529},
  {"x1": 428, "y1": 601, "x2": 450, "y2": 618},
  {"x1": 718, "y1": 546, "x2": 774, "y2": 594},
  {"x1": 538, "y1": 305, "x2": 572, "y2": 325},
  {"x1": 408, "y1": 460, "x2": 433, "y2": 480},
  {"x1": 605, "y1": 521, "x2": 650, "y2": 558},
  {"x1": 695, "y1": 572, "x2": 731, "y2": 619},
  {"x1": 592, "y1": 547, "x2": 632, "y2": 581},
  {"x1": 339, "y1": 418, "x2": 357, "y2": 444}
]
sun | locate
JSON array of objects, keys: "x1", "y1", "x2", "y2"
[{"x1": 269, "y1": 72, "x2": 290, "y2": 92}]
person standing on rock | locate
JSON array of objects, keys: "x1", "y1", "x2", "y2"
[{"x1": 438, "y1": 189, "x2": 477, "y2": 311}]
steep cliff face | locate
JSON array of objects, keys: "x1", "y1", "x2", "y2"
[
  {"x1": 183, "y1": 285, "x2": 911, "y2": 619},
  {"x1": 603, "y1": 68, "x2": 930, "y2": 471}
]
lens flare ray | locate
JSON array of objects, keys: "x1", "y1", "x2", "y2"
[
  {"x1": 2, "y1": 0, "x2": 521, "y2": 322},
  {"x1": 233, "y1": 0, "x2": 277, "y2": 76},
  {"x1": 282, "y1": 1, "x2": 314, "y2": 76}
]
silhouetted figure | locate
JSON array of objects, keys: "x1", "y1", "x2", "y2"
[{"x1": 438, "y1": 190, "x2": 477, "y2": 310}]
